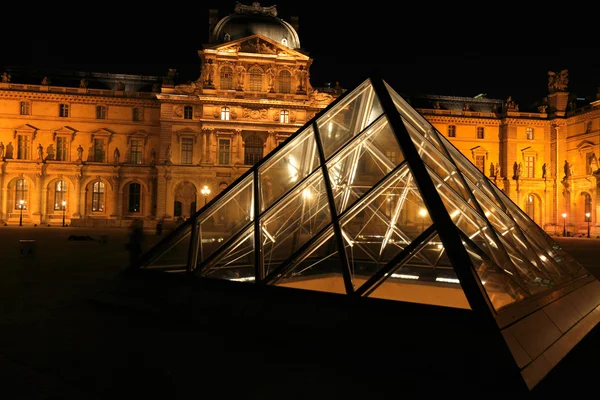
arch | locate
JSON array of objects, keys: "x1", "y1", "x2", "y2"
[
  {"x1": 173, "y1": 181, "x2": 197, "y2": 219},
  {"x1": 119, "y1": 178, "x2": 150, "y2": 194},
  {"x1": 82, "y1": 176, "x2": 113, "y2": 193}
]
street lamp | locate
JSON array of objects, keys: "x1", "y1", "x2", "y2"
[
  {"x1": 19, "y1": 199, "x2": 24, "y2": 226},
  {"x1": 562, "y1": 213, "x2": 567, "y2": 237},
  {"x1": 419, "y1": 208, "x2": 427, "y2": 231},
  {"x1": 201, "y1": 185, "x2": 210, "y2": 206},
  {"x1": 586, "y1": 212, "x2": 591, "y2": 238},
  {"x1": 62, "y1": 200, "x2": 67, "y2": 227}
]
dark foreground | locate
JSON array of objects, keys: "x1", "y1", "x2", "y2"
[{"x1": 0, "y1": 227, "x2": 598, "y2": 398}]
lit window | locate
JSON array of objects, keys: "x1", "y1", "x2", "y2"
[
  {"x1": 585, "y1": 194, "x2": 592, "y2": 221},
  {"x1": 92, "y1": 181, "x2": 105, "y2": 212},
  {"x1": 184, "y1": 106, "x2": 193, "y2": 120},
  {"x1": 279, "y1": 110, "x2": 289, "y2": 123},
  {"x1": 15, "y1": 179, "x2": 28, "y2": 210},
  {"x1": 526, "y1": 127, "x2": 534, "y2": 140},
  {"x1": 386, "y1": 151, "x2": 396, "y2": 163},
  {"x1": 526, "y1": 194, "x2": 535, "y2": 219},
  {"x1": 54, "y1": 180, "x2": 66, "y2": 210},
  {"x1": 221, "y1": 107, "x2": 230, "y2": 121},
  {"x1": 525, "y1": 156, "x2": 535, "y2": 178}
]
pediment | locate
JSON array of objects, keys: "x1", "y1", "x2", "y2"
[
  {"x1": 52, "y1": 126, "x2": 77, "y2": 141},
  {"x1": 176, "y1": 128, "x2": 200, "y2": 143},
  {"x1": 212, "y1": 34, "x2": 308, "y2": 59},
  {"x1": 13, "y1": 123, "x2": 39, "y2": 140},
  {"x1": 576, "y1": 140, "x2": 595, "y2": 150},
  {"x1": 127, "y1": 129, "x2": 151, "y2": 145},
  {"x1": 90, "y1": 128, "x2": 115, "y2": 143}
]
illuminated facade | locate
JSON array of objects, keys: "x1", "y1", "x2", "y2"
[
  {"x1": 139, "y1": 75, "x2": 600, "y2": 391},
  {"x1": 0, "y1": 3, "x2": 597, "y2": 237}
]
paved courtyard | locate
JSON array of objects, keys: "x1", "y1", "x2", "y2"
[{"x1": 0, "y1": 226, "x2": 599, "y2": 398}]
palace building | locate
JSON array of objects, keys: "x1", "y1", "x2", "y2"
[{"x1": 0, "y1": 2, "x2": 598, "y2": 238}]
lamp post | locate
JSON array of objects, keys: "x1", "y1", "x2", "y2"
[
  {"x1": 62, "y1": 200, "x2": 67, "y2": 227},
  {"x1": 586, "y1": 212, "x2": 591, "y2": 238},
  {"x1": 562, "y1": 213, "x2": 567, "y2": 237},
  {"x1": 201, "y1": 185, "x2": 210, "y2": 206},
  {"x1": 19, "y1": 199, "x2": 24, "y2": 226},
  {"x1": 419, "y1": 208, "x2": 427, "y2": 231}
]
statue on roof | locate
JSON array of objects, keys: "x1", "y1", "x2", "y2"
[
  {"x1": 548, "y1": 69, "x2": 569, "y2": 93},
  {"x1": 234, "y1": 2, "x2": 278, "y2": 17}
]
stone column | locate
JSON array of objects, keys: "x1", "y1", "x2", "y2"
[
  {"x1": 110, "y1": 175, "x2": 120, "y2": 218},
  {"x1": 236, "y1": 129, "x2": 243, "y2": 164},
  {"x1": 207, "y1": 130, "x2": 214, "y2": 163},
  {"x1": 156, "y1": 167, "x2": 173, "y2": 219},
  {"x1": 73, "y1": 173, "x2": 83, "y2": 218},
  {"x1": 0, "y1": 165, "x2": 5, "y2": 222},
  {"x1": 33, "y1": 172, "x2": 44, "y2": 225},
  {"x1": 203, "y1": 131, "x2": 209, "y2": 163}
]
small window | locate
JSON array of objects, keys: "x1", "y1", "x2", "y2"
[
  {"x1": 221, "y1": 107, "x2": 230, "y2": 121},
  {"x1": 56, "y1": 136, "x2": 68, "y2": 161},
  {"x1": 184, "y1": 106, "x2": 193, "y2": 120},
  {"x1": 133, "y1": 107, "x2": 144, "y2": 121},
  {"x1": 279, "y1": 110, "x2": 289, "y2": 124},
  {"x1": 525, "y1": 156, "x2": 535, "y2": 178},
  {"x1": 20, "y1": 102, "x2": 30, "y2": 115},
  {"x1": 476, "y1": 127, "x2": 484, "y2": 139},
  {"x1": 278, "y1": 70, "x2": 291, "y2": 94},
  {"x1": 130, "y1": 139, "x2": 143, "y2": 164},
  {"x1": 17, "y1": 135, "x2": 29, "y2": 160},
  {"x1": 526, "y1": 127, "x2": 534, "y2": 140},
  {"x1": 448, "y1": 125, "x2": 456, "y2": 138},
  {"x1": 93, "y1": 138, "x2": 106, "y2": 162},
  {"x1": 181, "y1": 137, "x2": 193, "y2": 164},
  {"x1": 220, "y1": 66, "x2": 233, "y2": 90},
  {"x1": 96, "y1": 105, "x2": 107, "y2": 119},
  {"x1": 59, "y1": 104, "x2": 69, "y2": 118},
  {"x1": 218, "y1": 138, "x2": 230, "y2": 165},
  {"x1": 475, "y1": 155, "x2": 485, "y2": 173},
  {"x1": 386, "y1": 151, "x2": 396, "y2": 163}
]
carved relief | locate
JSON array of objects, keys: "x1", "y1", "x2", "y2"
[
  {"x1": 173, "y1": 105, "x2": 183, "y2": 118},
  {"x1": 309, "y1": 89, "x2": 333, "y2": 105},
  {"x1": 239, "y1": 37, "x2": 277, "y2": 54},
  {"x1": 243, "y1": 107, "x2": 268, "y2": 120},
  {"x1": 235, "y1": 2, "x2": 277, "y2": 16}
]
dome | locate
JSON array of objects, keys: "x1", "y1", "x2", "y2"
[{"x1": 210, "y1": 3, "x2": 301, "y2": 49}]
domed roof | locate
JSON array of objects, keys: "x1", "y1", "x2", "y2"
[{"x1": 210, "y1": 3, "x2": 301, "y2": 50}]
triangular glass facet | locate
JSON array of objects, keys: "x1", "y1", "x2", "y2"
[
  {"x1": 200, "y1": 225, "x2": 255, "y2": 281},
  {"x1": 145, "y1": 226, "x2": 192, "y2": 272}
]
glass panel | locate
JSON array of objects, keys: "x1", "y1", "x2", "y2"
[
  {"x1": 201, "y1": 225, "x2": 255, "y2": 282},
  {"x1": 338, "y1": 166, "x2": 432, "y2": 285},
  {"x1": 327, "y1": 115, "x2": 404, "y2": 215},
  {"x1": 199, "y1": 175, "x2": 254, "y2": 264},
  {"x1": 403, "y1": 120, "x2": 471, "y2": 201},
  {"x1": 261, "y1": 169, "x2": 332, "y2": 277},
  {"x1": 316, "y1": 79, "x2": 383, "y2": 160},
  {"x1": 258, "y1": 126, "x2": 319, "y2": 212},
  {"x1": 464, "y1": 240, "x2": 527, "y2": 311},
  {"x1": 273, "y1": 227, "x2": 348, "y2": 295},
  {"x1": 145, "y1": 228, "x2": 192, "y2": 272},
  {"x1": 367, "y1": 232, "x2": 469, "y2": 309}
]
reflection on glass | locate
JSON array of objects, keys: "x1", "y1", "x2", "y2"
[
  {"x1": 261, "y1": 169, "x2": 332, "y2": 276},
  {"x1": 317, "y1": 79, "x2": 383, "y2": 160},
  {"x1": 146, "y1": 229, "x2": 192, "y2": 272},
  {"x1": 201, "y1": 225, "x2": 255, "y2": 281},
  {"x1": 258, "y1": 126, "x2": 320, "y2": 212},
  {"x1": 198, "y1": 175, "x2": 254, "y2": 265}
]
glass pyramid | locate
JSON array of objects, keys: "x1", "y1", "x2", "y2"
[
  {"x1": 139, "y1": 76, "x2": 600, "y2": 389},
  {"x1": 140, "y1": 75, "x2": 595, "y2": 315}
]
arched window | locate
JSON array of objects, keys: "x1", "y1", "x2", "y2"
[
  {"x1": 220, "y1": 66, "x2": 233, "y2": 90},
  {"x1": 279, "y1": 110, "x2": 289, "y2": 123},
  {"x1": 244, "y1": 135, "x2": 263, "y2": 165},
  {"x1": 92, "y1": 181, "x2": 105, "y2": 212},
  {"x1": 249, "y1": 67, "x2": 263, "y2": 92},
  {"x1": 585, "y1": 193, "x2": 592, "y2": 221},
  {"x1": 128, "y1": 183, "x2": 141, "y2": 213},
  {"x1": 54, "y1": 180, "x2": 67, "y2": 210},
  {"x1": 221, "y1": 106, "x2": 230, "y2": 121},
  {"x1": 526, "y1": 194, "x2": 535, "y2": 219},
  {"x1": 15, "y1": 179, "x2": 28, "y2": 210},
  {"x1": 278, "y1": 70, "x2": 291, "y2": 94}
]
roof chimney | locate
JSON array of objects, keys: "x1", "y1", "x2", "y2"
[{"x1": 208, "y1": 9, "x2": 219, "y2": 42}]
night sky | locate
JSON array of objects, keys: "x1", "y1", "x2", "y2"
[{"x1": 2, "y1": 1, "x2": 599, "y2": 107}]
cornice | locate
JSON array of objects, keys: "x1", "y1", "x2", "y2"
[
  {"x1": 425, "y1": 115, "x2": 502, "y2": 126},
  {"x1": 158, "y1": 94, "x2": 321, "y2": 109},
  {"x1": 0, "y1": 90, "x2": 159, "y2": 107},
  {"x1": 566, "y1": 107, "x2": 600, "y2": 124},
  {"x1": 499, "y1": 118, "x2": 552, "y2": 127},
  {"x1": 199, "y1": 120, "x2": 300, "y2": 132}
]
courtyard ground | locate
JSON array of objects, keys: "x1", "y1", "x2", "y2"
[{"x1": 0, "y1": 226, "x2": 599, "y2": 398}]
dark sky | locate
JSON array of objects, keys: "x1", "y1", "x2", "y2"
[{"x1": 2, "y1": 1, "x2": 599, "y2": 106}]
